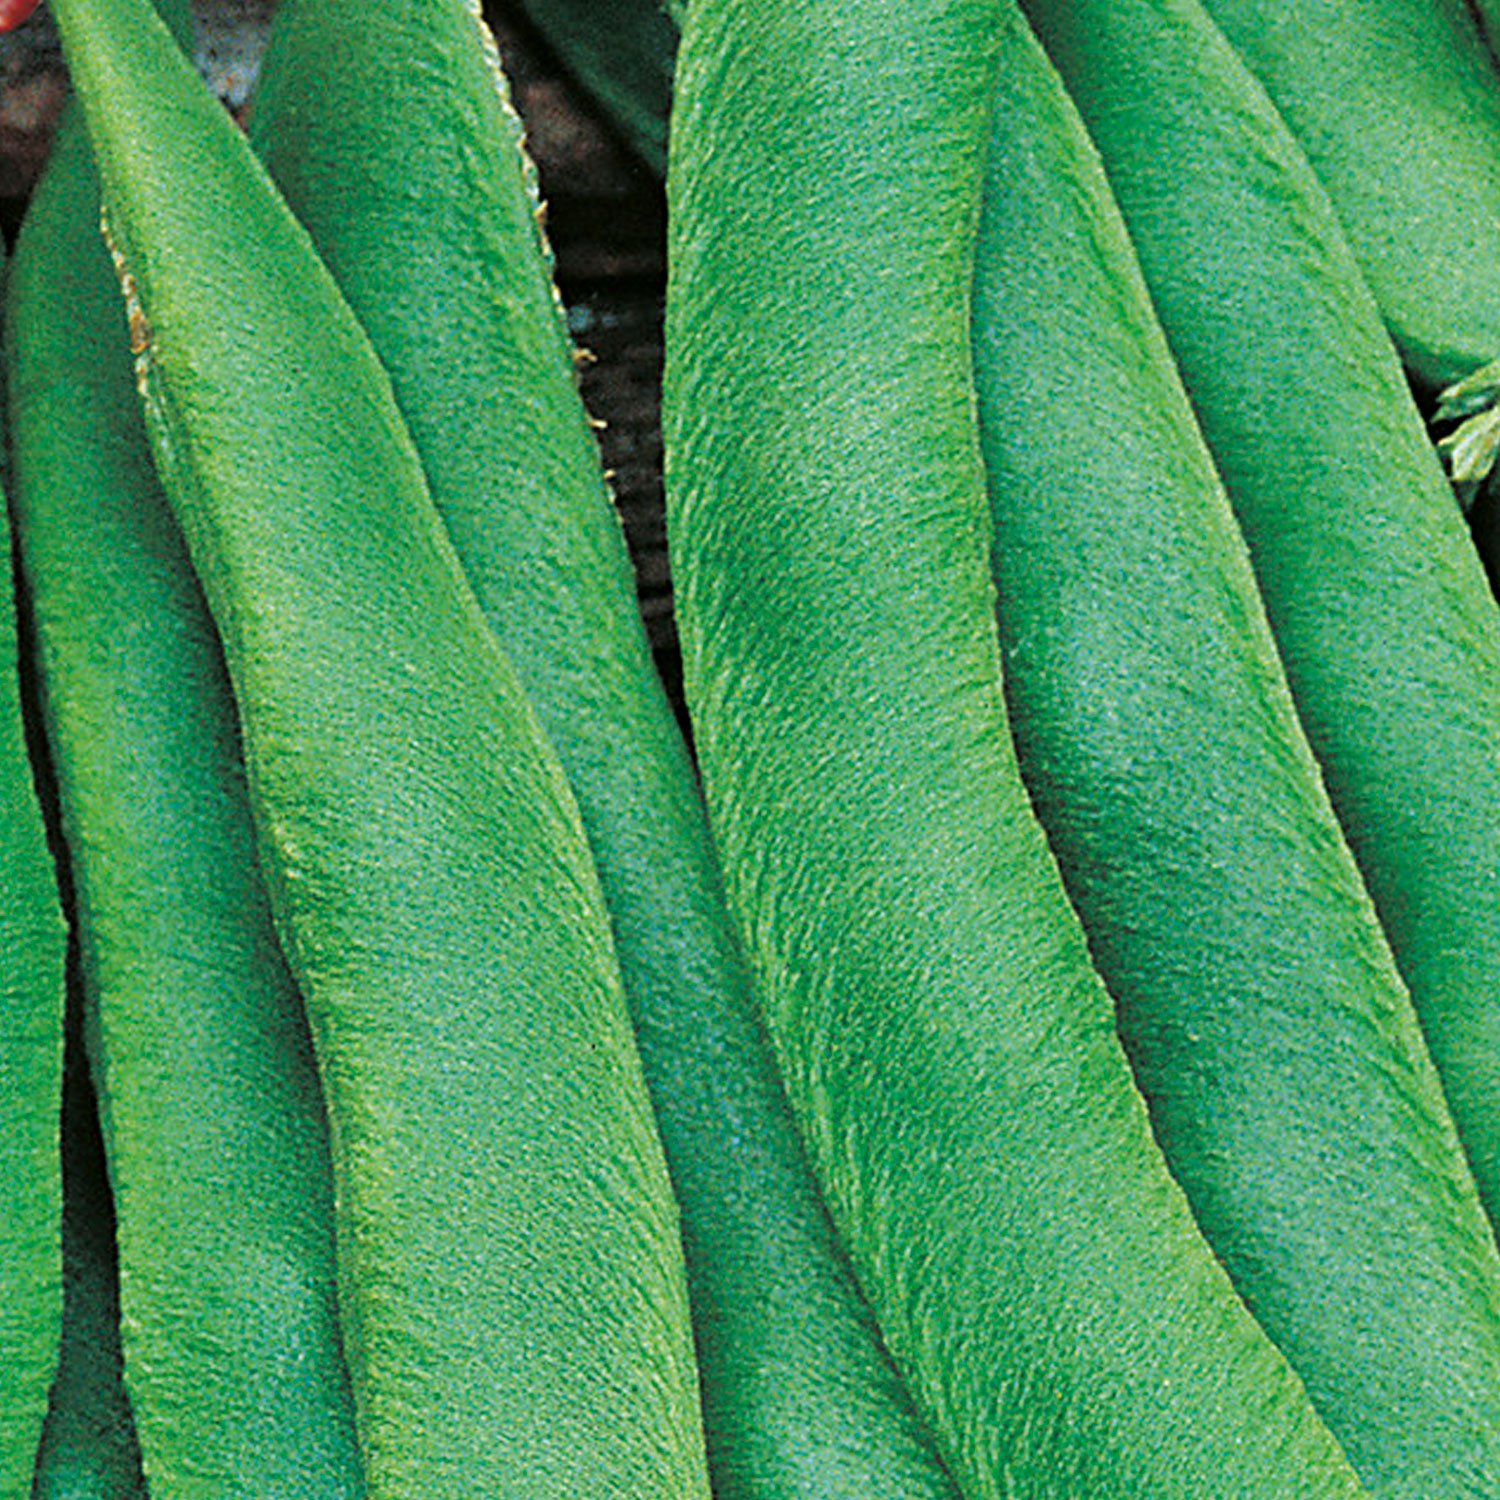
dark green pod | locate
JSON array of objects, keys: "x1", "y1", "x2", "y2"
[
  {"x1": 31, "y1": 1042, "x2": 146, "y2": 1500},
  {"x1": 980, "y1": 4, "x2": 1500, "y2": 1493},
  {"x1": 48, "y1": 0, "x2": 710, "y2": 1494},
  {"x1": 664, "y1": 0, "x2": 1369, "y2": 1493},
  {"x1": 1016, "y1": 0, "x2": 1500, "y2": 1441},
  {"x1": 7, "y1": 65, "x2": 362, "y2": 1497},
  {"x1": 1193, "y1": 0, "x2": 1500, "y2": 396},
  {"x1": 0, "y1": 237, "x2": 68, "y2": 1498},
  {"x1": 249, "y1": 2, "x2": 952, "y2": 1494},
  {"x1": 509, "y1": 0, "x2": 676, "y2": 173}
]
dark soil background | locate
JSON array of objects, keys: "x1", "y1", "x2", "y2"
[{"x1": 0, "y1": 0, "x2": 683, "y2": 712}]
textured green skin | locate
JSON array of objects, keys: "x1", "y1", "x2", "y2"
[
  {"x1": 1016, "y1": 0, "x2": 1500, "y2": 1460},
  {"x1": 49, "y1": 1, "x2": 710, "y2": 1494},
  {"x1": 664, "y1": 1, "x2": 1369, "y2": 1494},
  {"x1": 7, "y1": 76, "x2": 363, "y2": 1497},
  {"x1": 32, "y1": 1045, "x2": 146, "y2": 1500},
  {"x1": 977, "y1": 6, "x2": 1500, "y2": 1494},
  {"x1": 0, "y1": 240, "x2": 68, "y2": 1500},
  {"x1": 511, "y1": 0, "x2": 675, "y2": 172},
  {"x1": 249, "y1": 3, "x2": 953, "y2": 1495},
  {"x1": 1193, "y1": 0, "x2": 1500, "y2": 392}
]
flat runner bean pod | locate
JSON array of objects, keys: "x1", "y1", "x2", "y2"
[
  {"x1": 1012, "y1": 2, "x2": 1500, "y2": 1470},
  {"x1": 1190, "y1": 0, "x2": 1500, "y2": 493},
  {"x1": 8, "y1": 65, "x2": 362, "y2": 1495},
  {"x1": 664, "y1": 0, "x2": 1369, "y2": 1493},
  {"x1": 0, "y1": 234, "x2": 68, "y2": 1499},
  {"x1": 47, "y1": 1, "x2": 710, "y2": 1494},
  {"x1": 32, "y1": 1044, "x2": 146, "y2": 1500},
  {"x1": 249, "y1": 4, "x2": 953, "y2": 1494},
  {"x1": 979, "y1": 5, "x2": 1500, "y2": 1493},
  {"x1": 1193, "y1": 0, "x2": 1500, "y2": 394}
]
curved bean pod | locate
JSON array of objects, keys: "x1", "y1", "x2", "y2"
[
  {"x1": 980, "y1": 5, "x2": 1500, "y2": 1493},
  {"x1": 1191, "y1": 0, "x2": 1500, "y2": 398},
  {"x1": 7, "y1": 63, "x2": 362, "y2": 1494},
  {"x1": 1189, "y1": 0, "x2": 1500, "y2": 507},
  {"x1": 0, "y1": 236, "x2": 68, "y2": 1498},
  {"x1": 664, "y1": 0, "x2": 1370, "y2": 1493},
  {"x1": 248, "y1": 2, "x2": 953, "y2": 1493},
  {"x1": 47, "y1": 0, "x2": 710, "y2": 1493}
]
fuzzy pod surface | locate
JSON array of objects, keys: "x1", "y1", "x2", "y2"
[
  {"x1": 664, "y1": 0, "x2": 1371, "y2": 1494},
  {"x1": 47, "y1": 0, "x2": 711, "y2": 1494},
  {"x1": 248, "y1": 3, "x2": 953, "y2": 1495},
  {"x1": 31, "y1": 1043, "x2": 146, "y2": 1500},
  {"x1": 980, "y1": 4, "x2": 1500, "y2": 1493},
  {"x1": 0, "y1": 237, "x2": 68, "y2": 1498},
  {"x1": 1013, "y1": 0, "x2": 1500, "y2": 1465},
  {"x1": 7, "y1": 68, "x2": 363, "y2": 1495},
  {"x1": 1191, "y1": 0, "x2": 1500, "y2": 393}
]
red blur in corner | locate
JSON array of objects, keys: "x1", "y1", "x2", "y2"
[{"x1": 0, "y1": 0, "x2": 41, "y2": 31}]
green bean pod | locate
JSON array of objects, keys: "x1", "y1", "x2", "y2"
[
  {"x1": 32, "y1": 1041, "x2": 146, "y2": 1500},
  {"x1": 664, "y1": 0, "x2": 1370, "y2": 1493},
  {"x1": 1019, "y1": 0, "x2": 1500, "y2": 1396},
  {"x1": 248, "y1": 3, "x2": 952, "y2": 1494},
  {"x1": 1191, "y1": 0, "x2": 1500, "y2": 407},
  {"x1": 48, "y1": 1, "x2": 710, "y2": 1494},
  {"x1": 977, "y1": 4, "x2": 1500, "y2": 1493},
  {"x1": 7, "y1": 66, "x2": 363, "y2": 1494},
  {"x1": 0, "y1": 243, "x2": 68, "y2": 1499},
  {"x1": 1187, "y1": 0, "x2": 1500, "y2": 504},
  {"x1": 510, "y1": 0, "x2": 676, "y2": 173}
]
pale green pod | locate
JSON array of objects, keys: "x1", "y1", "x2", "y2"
[
  {"x1": 8, "y1": 55, "x2": 363, "y2": 1493},
  {"x1": 47, "y1": 0, "x2": 711, "y2": 1493}
]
